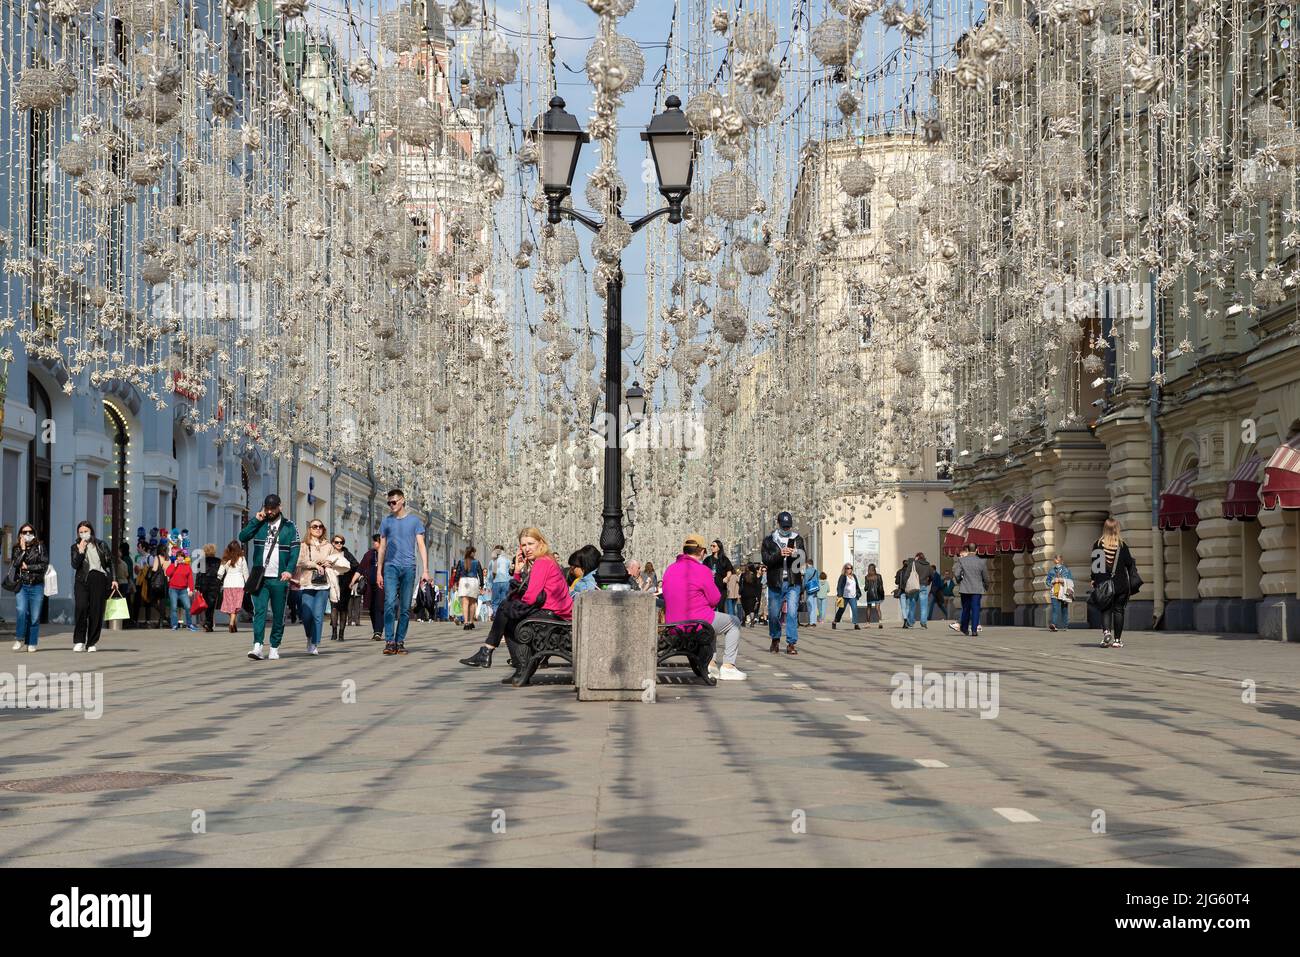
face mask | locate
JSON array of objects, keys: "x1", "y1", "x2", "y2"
[
  {"x1": 20, "y1": 533, "x2": 32, "y2": 543},
  {"x1": 80, "y1": 531, "x2": 92, "y2": 541}
]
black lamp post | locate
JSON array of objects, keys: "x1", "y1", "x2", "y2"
[{"x1": 528, "y1": 95, "x2": 695, "y2": 586}]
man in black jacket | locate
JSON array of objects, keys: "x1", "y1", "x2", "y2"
[{"x1": 760, "y1": 511, "x2": 806, "y2": 654}]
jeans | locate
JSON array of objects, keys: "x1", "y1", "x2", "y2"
[
  {"x1": 168, "y1": 587, "x2": 193, "y2": 628},
  {"x1": 490, "y1": 579, "x2": 509, "y2": 611},
  {"x1": 299, "y1": 588, "x2": 330, "y2": 646},
  {"x1": 1050, "y1": 598, "x2": 1070, "y2": 630},
  {"x1": 251, "y1": 578, "x2": 289, "y2": 648},
  {"x1": 908, "y1": 590, "x2": 930, "y2": 626},
  {"x1": 806, "y1": 592, "x2": 820, "y2": 624},
  {"x1": 960, "y1": 593, "x2": 983, "y2": 635},
  {"x1": 15, "y1": 583, "x2": 44, "y2": 646},
  {"x1": 767, "y1": 582, "x2": 801, "y2": 644},
  {"x1": 711, "y1": 611, "x2": 741, "y2": 665},
  {"x1": 382, "y1": 564, "x2": 417, "y2": 644},
  {"x1": 833, "y1": 596, "x2": 858, "y2": 624}
]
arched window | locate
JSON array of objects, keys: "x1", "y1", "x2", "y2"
[
  {"x1": 26, "y1": 373, "x2": 52, "y2": 540},
  {"x1": 103, "y1": 402, "x2": 129, "y2": 548}
]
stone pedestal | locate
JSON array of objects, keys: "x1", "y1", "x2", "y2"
[
  {"x1": 573, "y1": 589, "x2": 657, "y2": 702},
  {"x1": 1258, "y1": 596, "x2": 1300, "y2": 642}
]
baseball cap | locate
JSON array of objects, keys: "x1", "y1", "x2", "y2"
[
  {"x1": 683, "y1": 533, "x2": 706, "y2": 550},
  {"x1": 777, "y1": 511, "x2": 793, "y2": 530},
  {"x1": 263, "y1": 494, "x2": 282, "y2": 508}
]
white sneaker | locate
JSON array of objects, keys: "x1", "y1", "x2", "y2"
[
  {"x1": 11, "y1": 640, "x2": 22, "y2": 652},
  {"x1": 718, "y1": 664, "x2": 747, "y2": 680},
  {"x1": 26, "y1": 645, "x2": 36, "y2": 653},
  {"x1": 73, "y1": 643, "x2": 85, "y2": 652},
  {"x1": 708, "y1": 660, "x2": 721, "y2": 678},
  {"x1": 308, "y1": 644, "x2": 319, "y2": 655},
  {"x1": 268, "y1": 647, "x2": 280, "y2": 660},
  {"x1": 948, "y1": 622, "x2": 961, "y2": 632},
  {"x1": 86, "y1": 646, "x2": 97, "y2": 653},
  {"x1": 248, "y1": 643, "x2": 265, "y2": 660}
]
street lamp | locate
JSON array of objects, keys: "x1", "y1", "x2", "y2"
[{"x1": 528, "y1": 94, "x2": 697, "y2": 586}]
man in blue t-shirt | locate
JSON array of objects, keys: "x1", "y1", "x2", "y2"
[{"x1": 376, "y1": 488, "x2": 430, "y2": 656}]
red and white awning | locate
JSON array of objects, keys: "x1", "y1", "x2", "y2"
[
  {"x1": 965, "y1": 504, "x2": 1002, "y2": 556},
  {"x1": 995, "y1": 495, "x2": 1034, "y2": 553},
  {"x1": 1158, "y1": 467, "x2": 1199, "y2": 530},
  {"x1": 943, "y1": 512, "x2": 975, "y2": 557},
  {"x1": 1261, "y1": 435, "x2": 1300, "y2": 510},
  {"x1": 1222, "y1": 455, "x2": 1264, "y2": 521}
]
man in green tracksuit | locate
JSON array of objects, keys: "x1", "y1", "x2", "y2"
[{"x1": 238, "y1": 494, "x2": 300, "y2": 661}]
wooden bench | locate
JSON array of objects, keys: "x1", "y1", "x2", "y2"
[{"x1": 509, "y1": 615, "x2": 718, "y2": 688}]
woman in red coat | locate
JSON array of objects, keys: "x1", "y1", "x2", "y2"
[{"x1": 458, "y1": 526, "x2": 572, "y2": 680}]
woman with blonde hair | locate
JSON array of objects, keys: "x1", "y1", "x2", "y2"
[
  {"x1": 294, "y1": 519, "x2": 352, "y2": 655},
  {"x1": 459, "y1": 526, "x2": 572, "y2": 681},
  {"x1": 1089, "y1": 516, "x2": 1140, "y2": 649}
]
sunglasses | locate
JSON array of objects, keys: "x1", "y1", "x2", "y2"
[
  {"x1": 387, "y1": 499, "x2": 402, "y2": 506},
  {"x1": 310, "y1": 524, "x2": 324, "y2": 529},
  {"x1": 332, "y1": 540, "x2": 344, "y2": 546}
]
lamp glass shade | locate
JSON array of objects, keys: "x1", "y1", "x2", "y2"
[
  {"x1": 647, "y1": 132, "x2": 695, "y2": 193},
  {"x1": 539, "y1": 130, "x2": 582, "y2": 192}
]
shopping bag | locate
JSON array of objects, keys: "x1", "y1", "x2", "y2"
[
  {"x1": 103, "y1": 596, "x2": 131, "y2": 621},
  {"x1": 44, "y1": 565, "x2": 58, "y2": 597},
  {"x1": 451, "y1": 596, "x2": 462, "y2": 618},
  {"x1": 191, "y1": 591, "x2": 208, "y2": 614}
]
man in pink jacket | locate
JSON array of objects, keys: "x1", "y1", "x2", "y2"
[{"x1": 662, "y1": 534, "x2": 745, "y2": 680}]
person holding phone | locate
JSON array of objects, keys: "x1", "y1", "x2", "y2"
[
  {"x1": 8, "y1": 523, "x2": 48, "y2": 652},
  {"x1": 760, "y1": 511, "x2": 806, "y2": 654},
  {"x1": 376, "y1": 488, "x2": 430, "y2": 657},
  {"x1": 238, "y1": 494, "x2": 300, "y2": 661},
  {"x1": 70, "y1": 521, "x2": 114, "y2": 651}
]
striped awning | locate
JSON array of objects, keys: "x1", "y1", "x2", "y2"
[
  {"x1": 1261, "y1": 435, "x2": 1300, "y2": 510},
  {"x1": 965, "y1": 504, "x2": 1002, "y2": 556},
  {"x1": 942, "y1": 512, "x2": 976, "y2": 557},
  {"x1": 996, "y1": 495, "x2": 1035, "y2": 553},
  {"x1": 1158, "y1": 467, "x2": 1199, "y2": 530},
  {"x1": 1223, "y1": 455, "x2": 1264, "y2": 521}
]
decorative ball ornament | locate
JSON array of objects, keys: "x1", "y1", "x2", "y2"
[
  {"x1": 397, "y1": 104, "x2": 441, "y2": 147},
  {"x1": 1240, "y1": 158, "x2": 1289, "y2": 203},
  {"x1": 57, "y1": 140, "x2": 96, "y2": 178},
  {"x1": 732, "y1": 12, "x2": 778, "y2": 56},
  {"x1": 685, "y1": 90, "x2": 726, "y2": 134},
  {"x1": 840, "y1": 157, "x2": 878, "y2": 197},
  {"x1": 471, "y1": 34, "x2": 520, "y2": 87},
  {"x1": 709, "y1": 170, "x2": 759, "y2": 221},
  {"x1": 1040, "y1": 78, "x2": 1080, "y2": 118},
  {"x1": 734, "y1": 83, "x2": 783, "y2": 126},
  {"x1": 116, "y1": 0, "x2": 173, "y2": 33},
  {"x1": 379, "y1": 8, "x2": 425, "y2": 53},
  {"x1": 809, "y1": 17, "x2": 863, "y2": 68},
  {"x1": 16, "y1": 68, "x2": 68, "y2": 111},
  {"x1": 584, "y1": 33, "x2": 644, "y2": 96},
  {"x1": 542, "y1": 226, "x2": 580, "y2": 266},
  {"x1": 885, "y1": 168, "x2": 917, "y2": 202},
  {"x1": 1040, "y1": 139, "x2": 1086, "y2": 193},
  {"x1": 739, "y1": 242, "x2": 771, "y2": 275}
]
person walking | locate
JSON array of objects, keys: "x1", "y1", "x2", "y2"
[
  {"x1": 329, "y1": 534, "x2": 360, "y2": 641},
  {"x1": 862, "y1": 563, "x2": 885, "y2": 628},
  {"x1": 8, "y1": 523, "x2": 48, "y2": 652},
  {"x1": 453, "y1": 546, "x2": 485, "y2": 631},
  {"x1": 113, "y1": 542, "x2": 135, "y2": 627},
  {"x1": 738, "y1": 564, "x2": 762, "y2": 626},
  {"x1": 941, "y1": 570, "x2": 958, "y2": 619},
  {"x1": 1045, "y1": 554, "x2": 1075, "y2": 632},
  {"x1": 903, "y1": 552, "x2": 934, "y2": 628},
  {"x1": 663, "y1": 533, "x2": 745, "y2": 680},
  {"x1": 166, "y1": 549, "x2": 197, "y2": 632},
  {"x1": 803, "y1": 559, "x2": 822, "y2": 626},
  {"x1": 357, "y1": 534, "x2": 384, "y2": 641},
  {"x1": 832, "y1": 563, "x2": 860, "y2": 630},
  {"x1": 294, "y1": 520, "x2": 350, "y2": 655},
  {"x1": 1089, "y1": 518, "x2": 1140, "y2": 648},
  {"x1": 817, "y1": 570, "x2": 830, "y2": 623},
  {"x1": 194, "y1": 544, "x2": 222, "y2": 632},
  {"x1": 725, "y1": 566, "x2": 741, "y2": 618},
  {"x1": 950, "y1": 543, "x2": 989, "y2": 637},
  {"x1": 926, "y1": 564, "x2": 946, "y2": 620},
  {"x1": 140, "y1": 541, "x2": 170, "y2": 628},
  {"x1": 376, "y1": 488, "x2": 431, "y2": 656},
  {"x1": 458, "y1": 526, "x2": 573, "y2": 682},
  {"x1": 217, "y1": 540, "x2": 249, "y2": 633},
  {"x1": 489, "y1": 545, "x2": 511, "y2": 617},
  {"x1": 238, "y1": 494, "x2": 300, "y2": 661},
  {"x1": 704, "y1": 540, "x2": 734, "y2": 614},
  {"x1": 760, "y1": 511, "x2": 806, "y2": 654},
  {"x1": 70, "y1": 521, "x2": 113, "y2": 651}
]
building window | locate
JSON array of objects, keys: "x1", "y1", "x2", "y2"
[
  {"x1": 28, "y1": 107, "x2": 50, "y2": 250},
  {"x1": 857, "y1": 196, "x2": 871, "y2": 232}
]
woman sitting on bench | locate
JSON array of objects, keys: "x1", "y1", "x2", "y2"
[{"x1": 458, "y1": 526, "x2": 572, "y2": 674}]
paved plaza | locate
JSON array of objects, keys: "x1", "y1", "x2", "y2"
[{"x1": 1, "y1": 619, "x2": 1298, "y2": 867}]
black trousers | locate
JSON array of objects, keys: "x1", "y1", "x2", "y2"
[
  {"x1": 1103, "y1": 596, "x2": 1129, "y2": 641},
  {"x1": 201, "y1": 588, "x2": 220, "y2": 629},
  {"x1": 73, "y1": 570, "x2": 110, "y2": 647},
  {"x1": 368, "y1": 588, "x2": 384, "y2": 635},
  {"x1": 485, "y1": 597, "x2": 540, "y2": 660}
]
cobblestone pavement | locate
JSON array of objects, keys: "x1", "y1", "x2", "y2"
[{"x1": 1, "y1": 618, "x2": 1297, "y2": 866}]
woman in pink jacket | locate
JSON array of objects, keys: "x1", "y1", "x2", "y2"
[
  {"x1": 459, "y1": 526, "x2": 572, "y2": 680},
  {"x1": 662, "y1": 534, "x2": 745, "y2": 680}
]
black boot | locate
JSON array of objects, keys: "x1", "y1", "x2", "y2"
[
  {"x1": 459, "y1": 646, "x2": 493, "y2": 668},
  {"x1": 501, "y1": 669, "x2": 522, "y2": 685}
]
